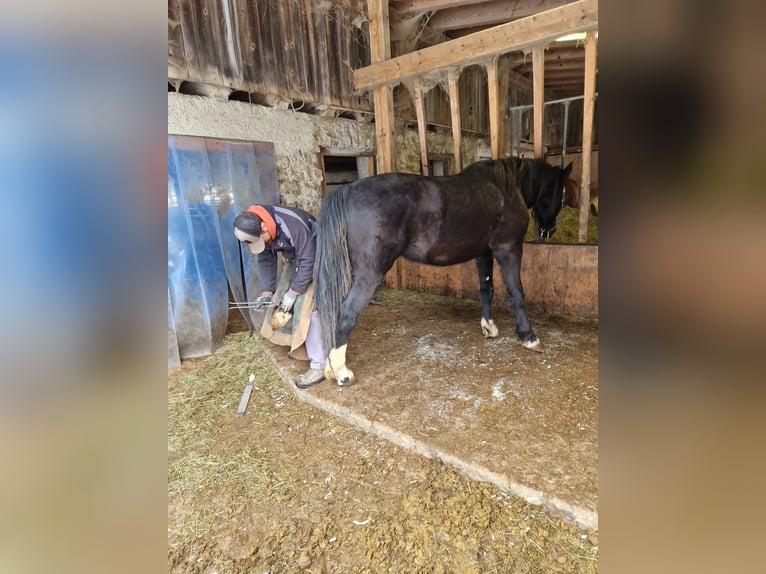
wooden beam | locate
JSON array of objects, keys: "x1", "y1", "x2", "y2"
[
  {"x1": 373, "y1": 88, "x2": 396, "y2": 172},
  {"x1": 429, "y1": 0, "x2": 574, "y2": 32},
  {"x1": 578, "y1": 31, "x2": 597, "y2": 243},
  {"x1": 391, "y1": 0, "x2": 488, "y2": 16},
  {"x1": 354, "y1": 0, "x2": 598, "y2": 91},
  {"x1": 412, "y1": 79, "x2": 429, "y2": 175},
  {"x1": 515, "y1": 60, "x2": 586, "y2": 73},
  {"x1": 514, "y1": 65, "x2": 585, "y2": 76},
  {"x1": 541, "y1": 70, "x2": 588, "y2": 79},
  {"x1": 368, "y1": 0, "x2": 396, "y2": 173},
  {"x1": 486, "y1": 57, "x2": 502, "y2": 159},
  {"x1": 507, "y1": 47, "x2": 586, "y2": 67},
  {"x1": 533, "y1": 46, "x2": 544, "y2": 159},
  {"x1": 447, "y1": 69, "x2": 462, "y2": 172},
  {"x1": 499, "y1": 58, "x2": 510, "y2": 158},
  {"x1": 505, "y1": 63, "x2": 558, "y2": 100}
]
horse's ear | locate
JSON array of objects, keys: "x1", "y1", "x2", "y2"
[{"x1": 563, "y1": 162, "x2": 573, "y2": 177}]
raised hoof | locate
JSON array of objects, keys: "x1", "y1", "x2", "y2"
[{"x1": 271, "y1": 310, "x2": 292, "y2": 330}]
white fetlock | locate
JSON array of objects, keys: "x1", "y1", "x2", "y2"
[
  {"x1": 481, "y1": 318, "x2": 499, "y2": 338},
  {"x1": 323, "y1": 360, "x2": 337, "y2": 383},
  {"x1": 327, "y1": 345, "x2": 355, "y2": 385}
]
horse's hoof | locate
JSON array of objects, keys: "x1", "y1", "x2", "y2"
[
  {"x1": 481, "y1": 318, "x2": 499, "y2": 338},
  {"x1": 271, "y1": 310, "x2": 292, "y2": 330},
  {"x1": 522, "y1": 338, "x2": 541, "y2": 352},
  {"x1": 337, "y1": 376, "x2": 356, "y2": 387}
]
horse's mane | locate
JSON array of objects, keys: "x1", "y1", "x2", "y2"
[{"x1": 485, "y1": 158, "x2": 542, "y2": 207}]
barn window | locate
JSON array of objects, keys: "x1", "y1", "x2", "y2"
[{"x1": 320, "y1": 153, "x2": 375, "y2": 197}]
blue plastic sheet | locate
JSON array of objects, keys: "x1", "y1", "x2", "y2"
[{"x1": 167, "y1": 136, "x2": 280, "y2": 363}]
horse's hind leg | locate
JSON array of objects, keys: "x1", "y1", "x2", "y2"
[
  {"x1": 476, "y1": 254, "x2": 499, "y2": 338},
  {"x1": 326, "y1": 273, "x2": 383, "y2": 386},
  {"x1": 495, "y1": 247, "x2": 539, "y2": 350}
]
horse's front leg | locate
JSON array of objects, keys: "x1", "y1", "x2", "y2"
[
  {"x1": 476, "y1": 254, "x2": 499, "y2": 338},
  {"x1": 496, "y1": 247, "x2": 540, "y2": 351},
  {"x1": 325, "y1": 276, "x2": 382, "y2": 386},
  {"x1": 325, "y1": 344, "x2": 353, "y2": 386}
]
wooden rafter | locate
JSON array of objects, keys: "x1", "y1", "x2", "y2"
[
  {"x1": 354, "y1": 0, "x2": 597, "y2": 91},
  {"x1": 429, "y1": 0, "x2": 575, "y2": 32},
  {"x1": 507, "y1": 47, "x2": 586, "y2": 68},
  {"x1": 390, "y1": 0, "x2": 489, "y2": 16}
]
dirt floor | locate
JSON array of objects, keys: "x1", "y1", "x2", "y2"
[{"x1": 168, "y1": 287, "x2": 598, "y2": 573}]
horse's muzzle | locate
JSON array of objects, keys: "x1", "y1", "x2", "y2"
[{"x1": 539, "y1": 225, "x2": 556, "y2": 240}]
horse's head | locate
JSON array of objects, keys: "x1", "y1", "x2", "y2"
[{"x1": 531, "y1": 161, "x2": 572, "y2": 240}]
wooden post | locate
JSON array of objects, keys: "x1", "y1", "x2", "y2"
[
  {"x1": 498, "y1": 57, "x2": 510, "y2": 159},
  {"x1": 487, "y1": 57, "x2": 501, "y2": 159},
  {"x1": 532, "y1": 46, "x2": 545, "y2": 159},
  {"x1": 412, "y1": 79, "x2": 429, "y2": 175},
  {"x1": 368, "y1": 0, "x2": 396, "y2": 173},
  {"x1": 447, "y1": 69, "x2": 462, "y2": 172},
  {"x1": 578, "y1": 31, "x2": 597, "y2": 243}
]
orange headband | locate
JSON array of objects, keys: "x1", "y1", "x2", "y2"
[{"x1": 247, "y1": 205, "x2": 277, "y2": 242}]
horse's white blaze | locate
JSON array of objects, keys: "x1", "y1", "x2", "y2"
[
  {"x1": 481, "y1": 318, "x2": 499, "y2": 338},
  {"x1": 326, "y1": 344, "x2": 355, "y2": 385}
]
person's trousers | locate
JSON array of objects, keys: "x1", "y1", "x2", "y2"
[{"x1": 305, "y1": 310, "x2": 326, "y2": 370}]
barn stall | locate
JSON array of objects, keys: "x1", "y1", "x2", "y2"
[{"x1": 168, "y1": 0, "x2": 598, "y2": 570}]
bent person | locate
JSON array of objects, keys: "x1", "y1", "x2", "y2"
[{"x1": 233, "y1": 204, "x2": 326, "y2": 388}]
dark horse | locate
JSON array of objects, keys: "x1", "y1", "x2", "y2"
[{"x1": 314, "y1": 157, "x2": 572, "y2": 385}]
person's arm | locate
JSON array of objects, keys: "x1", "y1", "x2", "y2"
[
  {"x1": 256, "y1": 250, "x2": 278, "y2": 294},
  {"x1": 288, "y1": 223, "x2": 315, "y2": 295}
]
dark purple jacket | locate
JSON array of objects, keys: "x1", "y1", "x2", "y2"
[{"x1": 256, "y1": 205, "x2": 317, "y2": 294}]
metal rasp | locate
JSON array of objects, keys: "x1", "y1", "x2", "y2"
[{"x1": 236, "y1": 374, "x2": 255, "y2": 416}]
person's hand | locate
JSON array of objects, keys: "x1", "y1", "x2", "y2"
[
  {"x1": 279, "y1": 290, "x2": 298, "y2": 312},
  {"x1": 254, "y1": 294, "x2": 272, "y2": 310}
]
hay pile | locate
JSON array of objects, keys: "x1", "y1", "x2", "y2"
[{"x1": 525, "y1": 206, "x2": 599, "y2": 244}]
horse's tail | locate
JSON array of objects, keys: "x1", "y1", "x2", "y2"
[{"x1": 314, "y1": 184, "x2": 353, "y2": 353}]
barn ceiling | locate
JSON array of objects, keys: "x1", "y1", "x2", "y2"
[{"x1": 388, "y1": 0, "x2": 596, "y2": 98}]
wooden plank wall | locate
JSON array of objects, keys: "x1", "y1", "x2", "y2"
[
  {"x1": 169, "y1": 0, "x2": 495, "y2": 133},
  {"x1": 170, "y1": 0, "x2": 372, "y2": 110},
  {"x1": 385, "y1": 244, "x2": 598, "y2": 318}
]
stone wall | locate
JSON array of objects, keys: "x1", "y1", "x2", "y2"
[{"x1": 168, "y1": 93, "x2": 489, "y2": 215}]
